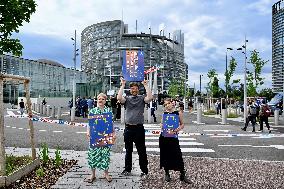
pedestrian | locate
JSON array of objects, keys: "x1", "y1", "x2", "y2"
[
  {"x1": 87, "y1": 96, "x2": 94, "y2": 112},
  {"x1": 159, "y1": 98, "x2": 192, "y2": 184},
  {"x1": 19, "y1": 99, "x2": 25, "y2": 116},
  {"x1": 117, "y1": 77, "x2": 153, "y2": 176},
  {"x1": 188, "y1": 100, "x2": 193, "y2": 112},
  {"x1": 259, "y1": 100, "x2": 271, "y2": 133},
  {"x1": 80, "y1": 97, "x2": 88, "y2": 118},
  {"x1": 242, "y1": 100, "x2": 257, "y2": 132},
  {"x1": 42, "y1": 98, "x2": 47, "y2": 105},
  {"x1": 111, "y1": 95, "x2": 118, "y2": 121},
  {"x1": 85, "y1": 93, "x2": 116, "y2": 183},
  {"x1": 215, "y1": 100, "x2": 220, "y2": 114}
]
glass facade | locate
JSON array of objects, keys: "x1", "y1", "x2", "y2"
[
  {"x1": 0, "y1": 55, "x2": 87, "y2": 103},
  {"x1": 81, "y1": 20, "x2": 188, "y2": 95},
  {"x1": 272, "y1": 0, "x2": 284, "y2": 93}
]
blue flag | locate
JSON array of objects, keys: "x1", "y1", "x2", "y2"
[
  {"x1": 162, "y1": 114, "x2": 179, "y2": 138},
  {"x1": 122, "y1": 50, "x2": 144, "y2": 81},
  {"x1": 88, "y1": 112, "x2": 114, "y2": 148}
]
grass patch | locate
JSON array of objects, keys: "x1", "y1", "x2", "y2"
[
  {"x1": 227, "y1": 113, "x2": 239, "y2": 118},
  {"x1": 5, "y1": 155, "x2": 33, "y2": 175},
  {"x1": 204, "y1": 110, "x2": 217, "y2": 115}
]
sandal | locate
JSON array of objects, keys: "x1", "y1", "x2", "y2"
[
  {"x1": 105, "y1": 175, "x2": 112, "y2": 182},
  {"x1": 84, "y1": 176, "x2": 96, "y2": 183}
]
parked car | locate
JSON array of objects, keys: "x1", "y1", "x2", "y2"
[{"x1": 268, "y1": 93, "x2": 283, "y2": 116}]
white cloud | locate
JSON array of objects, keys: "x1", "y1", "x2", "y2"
[{"x1": 247, "y1": 0, "x2": 272, "y2": 15}]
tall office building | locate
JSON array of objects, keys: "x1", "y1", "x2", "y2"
[{"x1": 272, "y1": 0, "x2": 284, "y2": 93}]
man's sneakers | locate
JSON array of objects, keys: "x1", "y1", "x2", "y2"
[
  {"x1": 121, "y1": 170, "x2": 131, "y2": 176},
  {"x1": 241, "y1": 127, "x2": 246, "y2": 131},
  {"x1": 165, "y1": 173, "x2": 171, "y2": 182}
]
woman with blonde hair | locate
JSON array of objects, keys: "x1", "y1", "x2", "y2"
[{"x1": 85, "y1": 93, "x2": 115, "y2": 183}]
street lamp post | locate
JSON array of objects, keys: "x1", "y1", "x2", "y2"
[
  {"x1": 71, "y1": 30, "x2": 79, "y2": 122},
  {"x1": 237, "y1": 37, "x2": 248, "y2": 123},
  {"x1": 199, "y1": 74, "x2": 203, "y2": 93}
]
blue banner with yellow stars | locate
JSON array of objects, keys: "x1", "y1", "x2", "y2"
[
  {"x1": 89, "y1": 112, "x2": 114, "y2": 148},
  {"x1": 122, "y1": 50, "x2": 144, "y2": 81},
  {"x1": 162, "y1": 114, "x2": 179, "y2": 138}
]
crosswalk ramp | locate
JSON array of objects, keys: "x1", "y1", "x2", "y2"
[
  {"x1": 5, "y1": 110, "x2": 28, "y2": 118},
  {"x1": 123, "y1": 124, "x2": 215, "y2": 153}
]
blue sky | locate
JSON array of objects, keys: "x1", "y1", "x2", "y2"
[{"x1": 13, "y1": 0, "x2": 273, "y2": 92}]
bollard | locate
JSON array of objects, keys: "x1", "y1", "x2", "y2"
[
  {"x1": 32, "y1": 103, "x2": 35, "y2": 111},
  {"x1": 221, "y1": 109, "x2": 227, "y2": 124},
  {"x1": 274, "y1": 109, "x2": 279, "y2": 126},
  {"x1": 46, "y1": 105, "x2": 50, "y2": 117},
  {"x1": 40, "y1": 104, "x2": 43, "y2": 114},
  {"x1": 237, "y1": 107, "x2": 241, "y2": 115},
  {"x1": 121, "y1": 105, "x2": 125, "y2": 124},
  {"x1": 43, "y1": 105, "x2": 46, "y2": 115},
  {"x1": 50, "y1": 106, "x2": 55, "y2": 118},
  {"x1": 197, "y1": 103, "x2": 202, "y2": 124},
  {"x1": 36, "y1": 103, "x2": 39, "y2": 113},
  {"x1": 56, "y1": 107, "x2": 62, "y2": 119}
]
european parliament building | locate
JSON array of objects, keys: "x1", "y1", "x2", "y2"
[
  {"x1": 81, "y1": 20, "x2": 188, "y2": 95},
  {"x1": 272, "y1": 0, "x2": 284, "y2": 93},
  {"x1": 0, "y1": 55, "x2": 87, "y2": 103}
]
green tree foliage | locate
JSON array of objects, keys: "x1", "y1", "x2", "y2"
[
  {"x1": 258, "y1": 88, "x2": 275, "y2": 101},
  {"x1": 225, "y1": 57, "x2": 238, "y2": 97},
  {"x1": 168, "y1": 79, "x2": 185, "y2": 97},
  {"x1": 211, "y1": 77, "x2": 220, "y2": 98},
  {"x1": 247, "y1": 50, "x2": 268, "y2": 96},
  {"x1": 0, "y1": 0, "x2": 36, "y2": 56},
  {"x1": 207, "y1": 69, "x2": 218, "y2": 97}
]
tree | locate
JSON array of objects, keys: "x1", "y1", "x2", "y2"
[
  {"x1": 211, "y1": 77, "x2": 220, "y2": 98},
  {"x1": 225, "y1": 57, "x2": 238, "y2": 98},
  {"x1": 247, "y1": 50, "x2": 268, "y2": 97},
  {"x1": 0, "y1": 0, "x2": 37, "y2": 56},
  {"x1": 258, "y1": 88, "x2": 274, "y2": 101},
  {"x1": 168, "y1": 79, "x2": 185, "y2": 98},
  {"x1": 207, "y1": 69, "x2": 218, "y2": 97}
]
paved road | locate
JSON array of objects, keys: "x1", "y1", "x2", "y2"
[{"x1": 3, "y1": 108, "x2": 284, "y2": 161}]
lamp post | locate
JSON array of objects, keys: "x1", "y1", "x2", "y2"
[
  {"x1": 71, "y1": 30, "x2": 79, "y2": 122},
  {"x1": 237, "y1": 36, "x2": 248, "y2": 123},
  {"x1": 199, "y1": 74, "x2": 203, "y2": 93},
  {"x1": 225, "y1": 47, "x2": 233, "y2": 108},
  {"x1": 105, "y1": 64, "x2": 112, "y2": 92}
]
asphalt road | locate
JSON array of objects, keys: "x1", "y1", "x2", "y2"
[{"x1": 3, "y1": 108, "x2": 284, "y2": 162}]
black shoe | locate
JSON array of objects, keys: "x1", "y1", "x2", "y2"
[
  {"x1": 252, "y1": 130, "x2": 255, "y2": 132},
  {"x1": 180, "y1": 174, "x2": 192, "y2": 184},
  {"x1": 241, "y1": 128, "x2": 246, "y2": 131},
  {"x1": 121, "y1": 170, "x2": 131, "y2": 176},
  {"x1": 269, "y1": 130, "x2": 271, "y2": 133},
  {"x1": 165, "y1": 173, "x2": 171, "y2": 182}
]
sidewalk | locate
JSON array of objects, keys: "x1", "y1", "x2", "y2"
[{"x1": 5, "y1": 147, "x2": 141, "y2": 189}]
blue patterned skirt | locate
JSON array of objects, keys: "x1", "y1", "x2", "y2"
[{"x1": 87, "y1": 146, "x2": 111, "y2": 170}]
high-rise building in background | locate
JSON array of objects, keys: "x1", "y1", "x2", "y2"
[
  {"x1": 272, "y1": 0, "x2": 284, "y2": 93},
  {"x1": 81, "y1": 20, "x2": 188, "y2": 96}
]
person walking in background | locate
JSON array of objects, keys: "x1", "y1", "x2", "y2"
[
  {"x1": 159, "y1": 98, "x2": 192, "y2": 184},
  {"x1": 188, "y1": 100, "x2": 193, "y2": 112},
  {"x1": 42, "y1": 98, "x2": 47, "y2": 105},
  {"x1": 80, "y1": 97, "x2": 88, "y2": 118},
  {"x1": 19, "y1": 99, "x2": 25, "y2": 116},
  {"x1": 111, "y1": 95, "x2": 118, "y2": 121},
  {"x1": 85, "y1": 93, "x2": 116, "y2": 183},
  {"x1": 87, "y1": 96, "x2": 94, "y2": 112},
  {"x1": 259, "y1": 100, "x2": 271, "y2": 133},
  {"x1": 117, "y1": 77, "x2": 153, "y2": 177},
  {"x1": 242, "y1": 100, "x2": 257, "y2": 132}
]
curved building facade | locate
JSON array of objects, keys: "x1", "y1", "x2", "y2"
[
  {"x1": 272, "y1": 1, "x2": 284, "y2": 93},
  {"x1": 81, "y1": 20, "x2": 187, "y2": 95}
]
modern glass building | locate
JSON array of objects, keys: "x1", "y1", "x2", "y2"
[
  {"x1": 0, "y1": 54, "x2": 87, "y2": 103},
  {"x1": 272, "y1": 0, "x2": 284, "y2": 93},
  {"x1": 81, "y1": 20, "x2": 188, "y2": 95}
]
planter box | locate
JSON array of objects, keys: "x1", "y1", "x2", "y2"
[{"x1": 0, "y1": 158, "x2": 40, "y2": 187}]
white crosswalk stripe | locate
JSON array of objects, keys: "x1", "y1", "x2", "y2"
[{"x1": 123, "y1": 128, "x2": 215, "y2": 153}]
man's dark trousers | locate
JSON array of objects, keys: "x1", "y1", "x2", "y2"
[{"x1": 124, "y1": 125, "x2": 148, "y2": 173}]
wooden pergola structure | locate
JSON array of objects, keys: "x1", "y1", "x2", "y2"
[{"x1": 0, "y1": 73, "x2": 36, "y2": 176}]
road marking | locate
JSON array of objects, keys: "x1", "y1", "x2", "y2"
[
  {"x1": 123, "y1": 148, "x2": 215, "y2": 153},
  {"x1": 145, "y1": 141, "x2": 204, "y2": 146},
  {"x1": 211, "y1": 136, "x2": 234, "y2": 138},
  {"x1": 76, "y1": 132, "x2": 87, "y2": 134},
  {"x1": 39, "y1": 130, "x2": 47, "y2": 132},
  {"x1": 11, "y1": 127, "x2": 16, "y2": 129},
  {"x1": 6, "y1": 126, "x2": 11, "y2": 128},
  {"x1": 18, "y1": 128, "x2": 24, "y2": 130},
  {"x1": 145, "y1": 137, "x2": 196, "y2": 141},
  {"x1": 203, "y1": 130, "x2": 229, "y2": 132},
  {"x1": 53, "y1": 131, "x2": 63, "y2": 133},
  {"x1": 7, "y1": 111, "x2": 16, "y2": 116},
  {"x1": 218, "y1": 145, "x2": 252, "y2": 147}
]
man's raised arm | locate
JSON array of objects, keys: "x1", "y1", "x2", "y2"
[
  {"x1": 117, "y1": 77, "x2": 126, "y2": 104},
  {"x1": 142, "y1": 80, "x2": 153, "y2": 103}
]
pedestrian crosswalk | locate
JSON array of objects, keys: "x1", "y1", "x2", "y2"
[
  {"x1": 123, "y1": 124, "x2": 215, "y2": 153},
  {"x1": 5, "y1": 110, "x2": 28, "y2": 118}
]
